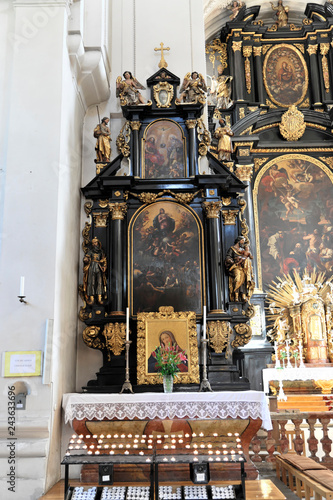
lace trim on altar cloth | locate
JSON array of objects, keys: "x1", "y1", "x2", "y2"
[{"x1": 64, "y1": 400, "x2": 272, "y2": 430}]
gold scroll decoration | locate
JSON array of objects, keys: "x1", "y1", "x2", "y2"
[
  {"x1": 102, "y1": 322, "x2": 127, "y2": 360},
  {"x1": 208, "y1": 321, "x2": 232, "y2": 355},
  {"x1": 116, "y1": 122, "x2": 131, "y2": 157},
  {"x1": 197, "y1": 118, "x2": 211, "y2": 157},
  {"x1": 320, "y1": 43, "x2": 330, "y2": 93},
  {"x1": 279, "y1": 106, "x2": 306, "y2": 141},
  {"x1": 205, "y1": 38, "x2": 228, "y2": 72},
  {"x1": 243, "y1": 46, "x2": 252, "y2": 94},
  {"x1": 83, "y1": 326, "x2": 104, "y2": 350},
  {"x1": 231, "y1": 323, "x2": 252, "y2": 347}
]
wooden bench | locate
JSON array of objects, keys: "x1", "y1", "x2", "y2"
[{"x1": 276, "y1": 454, "x2": 333, "y2": 500}]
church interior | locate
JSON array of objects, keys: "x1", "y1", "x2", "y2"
[{"x1": 2, "y1": 0, "x2": 333, "y2": 499}]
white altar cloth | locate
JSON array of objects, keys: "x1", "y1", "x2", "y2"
[
  {"x1": 62, "y1": 391, "x2": 272, "y2": 430},
  {"x1": 263, "y1": 367, "x2": 333, "y2": 394}
]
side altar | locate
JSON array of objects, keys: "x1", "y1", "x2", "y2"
[{"x1": 62, "y1": 391, "x2": 272, "y2": 482}]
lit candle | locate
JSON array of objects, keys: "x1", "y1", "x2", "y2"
[
  {"x1": 20, "y1": 276, "x2": 25, "y2": 296},
  {"x1": 126, "y1": 307, "x2": 129, "y2": 341},
  {"x1": 203, "y1": 306, "x2": 206, "y2": 339}
]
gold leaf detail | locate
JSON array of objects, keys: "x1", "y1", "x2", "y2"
[{"x1": 279, "y1": 106, "x2": 306, "y2": 141}]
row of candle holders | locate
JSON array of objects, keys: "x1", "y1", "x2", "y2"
[{"x1": 70, "y1": 485, "x2": 236, "y2": 500}]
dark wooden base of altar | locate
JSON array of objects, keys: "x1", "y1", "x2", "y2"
[{"x1": 72, "y1": 417, "x2": 261, "y2": 483}]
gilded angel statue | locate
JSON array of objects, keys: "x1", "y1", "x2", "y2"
[
  {"x1": 116, "y1": 71, "x2": 146, "y2": 106},
  {"x1": 178, "y1": 71, "x2": 207, "y2": 104}
]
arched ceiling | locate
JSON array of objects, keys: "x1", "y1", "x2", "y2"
[{"x1": 204, "y1": 0, "x2": 327, "y2": 41}]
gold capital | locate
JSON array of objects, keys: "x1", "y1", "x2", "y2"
[
  {"x1": 221, "y1": 210, "x2": 238, "y2": 225},
  {"x1": 307, "y1": 44, "x2": 318, "y2": 56},
  {"x1": 130, "y1": 121, "x2": 141, "y2": 131},
  {"x1": 93, "y1": 211, "x2": 109, "y2": 228},
  {"x1": 232, "y1": 41, "x2": 242, "y2": 52},
  {"x1": 235, "y1": 164, "x2": 253, "y2": 182},
  {"x1": 243, "y1": 45, "x2": 252, "y2": 58},
  {"x1": 109, "y1": 202, "x2": 128, "y2": 220},
  {"x1": 185, "y1": 119, "x2": 197, "y2": 130},
  {"x1": 202, "y1": 201, "x2": 222, "y2": 218},
  {"x1": 253, "y1": 46, "x2": 262, "y2": 57}
]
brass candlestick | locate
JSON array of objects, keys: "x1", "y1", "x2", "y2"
[
  {"x1": 199, "y1": 338, "x2": 212, "y2": 392},
  {"x1": 120, "y1": 340, "x2": 134, "y2": 393}
]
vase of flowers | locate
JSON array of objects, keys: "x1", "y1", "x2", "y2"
[{"x1": 150, "y1": 341, "x2": 187, "y2": 393}]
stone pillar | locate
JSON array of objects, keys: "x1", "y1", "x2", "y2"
[
  {"x1": 253, "y1": 46, "x2": 265, "y2": 104},
  {"x1": 307, "y1": 44, "x2": 321, "y2": 105},
  {"x1": 185, "y1": 119, "x2": 197, "y2": 177},
  {"x1": 232, "y1": 41, "x2": 245, "y2": 101},
  {"x1": 109, "y1": 203, "x2": 127, "y2": 314},
  {"x1": 234, "y1": 164, "x2": 259, "y2": 289},
  {"x1": 130, "y1": 120, "x2": 141, "y2": 177},
  {"x1": 202, "y1": 201, "x2": 224, "y2": 313}
]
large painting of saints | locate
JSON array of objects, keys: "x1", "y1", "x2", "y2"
[
  {"x1": 129, "y1": 201, "x2": 204, "y2": 316},
  {"x1": 263, "y1": 44, "x2": 308, "y2": 107},
  {"x1": 142, "y1": 119, "x2": 186, "y2": 179},
  {"x1": 254, "y1": 155, "x2": 333, "y2": 289}
]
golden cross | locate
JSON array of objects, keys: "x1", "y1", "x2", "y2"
[{"x1": 154, "y1": 42, "x2": 170, "y2": 68}]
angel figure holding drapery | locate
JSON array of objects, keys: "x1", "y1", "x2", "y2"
[{"x1": 116, "y1": 71, "x2": 146, "y2": 106}]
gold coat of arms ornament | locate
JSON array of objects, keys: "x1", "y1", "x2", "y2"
[{"x1": 279, "y1": 106, "x2": 306, "y2": 141}]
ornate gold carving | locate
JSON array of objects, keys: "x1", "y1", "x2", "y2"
[
  {"x1": 254, "y1": 147, "x2": 333, "y2": 153},
  {"x1": 116, "y1": 122, "x2": 131, "y2": 157},
  {"x1": 262, "y1": 45, "x2": 272, "y2": 55},
  {"x1": 299, "y1": 98, "x2": 310, "y2": 108},
  {"x1": 253, "y1": 46, "x2": 262, "y2": 57},
  {"x1": 314, "y1": 380, "x2": 333, "y2": 394},
  {"x1": 290, "y1": 24, "x2": 302, "y2": 31},
  {"x1": 154, "y1": 42, "x2": 170, "y2": 68},
  {"x1": 102, "y1": 322, "x2": 127, "y2": 359},
  {"x1": 266, "y1": 99, "x2": 278, "y2": 109},
  {"x1": 238, "y1": 148, "x2": 250, "y2": 157},
  {"x1": 248, "y1": 107, "x2": 258, "y2": 113},
  {"x1": 240, "y1": 217, "x2": 250, "y2": 240},
  {"x1": 234, "y1": 142, "x2": 254, "y2": 149},
  {"x1": 223, "y1": 161, "x2": 234, "y2": 172},
  {"x1": 260, "y1": 109, "x2": 267, "y2": 115},
  {"x1": 222, "y1": 197, "x2": 232, "y2": 206},
  {"x1": 209, "y1": 190, "x2": 215, "y2": 196},
  {"x1": 294, "y1": 44, "x2": 305, "y2": 54},
  {"x1": 245, "y1": 303, "x2": 256, "y2": 319},
  {"x1": 79, "y1": 307, "x2": 92, "y2": 322},
  {"x1": 130, "y1": 121, "x2": 141, "y2": 131},
  {"x1": 238, "y1": 197, "x2": 247, "y2": 215},
  {"x1": 185, "y1": 119, "x2": 197, "y2": 130},
  {"x1": 240, "y1": 126, "x2": 253, "y2": 136},
  {"x1": 208, "y1": 321, "x2": 232, "y2": 355},
  {"x1": 243, "y1": 46, "x2": 252, "y2": 95},
  {"x1": 84, "y1": 202, "x2": 93, "y2": 217},
  {"x1": 99, "y1": 200, "x2": 109, "y2": 208},
  {"x1": 202, "y1": 201, "x2": 222, "y2": 219},
  {"x1": 231, "y1": 323, "x2": 252, "y2": 347},
  {"x1": 83, "y1": 326, "x2": 104, "y2": 350},
  {"x1": 93, "y1": 211, "x2": 108, "y2": 228},
  {"x1": 307, "y1": 44, "x2": 318, "y2": 56},
  {"x1": 232, "y1": 41, "x2": 242, "y2": 52},
  {"x1": 267, "y1": 24, "x2": 278, "y2": 32},
  {"x1": 197, "y1": 118, "x2": 211, "y2": 157},
  {"x1": 254, "y1": 157, "x2": 269, "y2": 172},
  {"x1": 307, "y1": 123, "x2": 326, "y2": 131},
  {"x1": 222, "y1": 210, "x2": 238, "y2": 225},
  {"x1": 115, "y1": 191, "x2": 121, "y2": 197},
  {"x1": 279, "y1": 106, "x2": 306, "y2": 141},
  {"x1": 125, "y1": 190, "x2": 202, "y2": 205},
  {"x1": 319, "y1": 157, "x2": 333, "y2": 168},
  {"x1": 96, "y1": 163, "x2": 107, "y2": 175},
  {"x1": 239, "y1": 108, "x2": 246, "y2": 119},
  {"x1": 303, "y1": 17, "x2": 313, "y2": 25},
  {"x1": 205, "y1": 39, "x2": 228, "y2": 72},
  {"x1": 320, "y1": 43, "x2": 330, "y2": 93},
  {"x1": 109, "y1": 202, "x2": 127, "y2": 220},
  {"x1": 225, "y1": 115, "x2": 231, "y2": 127},
  {"x1": 153, "y1": 81, "x2": 174, "y2": 108},
  {"x1": 136, "y1": 308, "x2": 199, "y2": 385},
  {"x1": 235, "y1": 164, "x2": 253, "y2": 181},
  {"x1": 82, "y1": 222, "x2": 91, "y2": 254}
]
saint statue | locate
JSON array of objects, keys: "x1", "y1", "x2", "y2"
[
  {"x1": 270, "y1": 0, "x2": 289, "y2": 28},
  {"x1": 225, "y1": 236, "x2": 255, "y2": 302},
  {"x1": 178, "y1": 72, "x2": 207, "y2": 104},
  {"x1": 83, "y1": 237, "x2": 107, "y2": 305},
  {"x1": 214, "y1": 118, "x2": 234, "y2": 161},
  {"x1": 94, "y1": 117, "x2": 111, "y2": 162}
]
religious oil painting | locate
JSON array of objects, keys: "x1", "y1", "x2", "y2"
[
  {"x1": 136, "y1": 309, "x2": 200, "y2": 385},
  {"x1": 254, "y1": 155, "x2": 333, "y2": 290},
  {"x1": 142, "y1": 119, "x2": 186, "y2": 179},
  {"x1": 263, "y1": 44, "x2": 308, "y2": 107},
  {"x1": 129, "y1": 200, "x2": 204, "y2": 316}
]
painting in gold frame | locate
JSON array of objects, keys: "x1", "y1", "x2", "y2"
[{"x1": 136, "y1": 307, "x2": 200, "y2": 385}]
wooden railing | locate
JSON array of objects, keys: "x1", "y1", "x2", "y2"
[{"x1": 249, "y1": 411, "x2": 333, "y2": 469}]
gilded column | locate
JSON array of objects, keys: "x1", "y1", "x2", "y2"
[
  {"x1": 253, "y1": 46, "x2": 265, "y2": 104},
  {"x1": 185, "y1": 119, "x2": 197, "y2": 177},
  {"x1": 319, "y1": 43, "x2": 332, "y2": 101},
  {"x1": 307, "y1": 44, "x2": 321, "y2": 105},
  {"x1": 242, "y1": 45, "x2": 253, "y2": 97},
  {"x1": 232, "y1": 41, "x2": 245, "y2": 101},
  {"x1": 130, "y1": 121, "x2": 141, "y2": 177},
  {"x1": 234, "y1": 164, "x2": 259, "y2": 289},
  {"x1": 109, "y1": 203, "x2": 127, "y2": 314},
  {"x1": 202, "y1": 201, "x2": 224, "y2": 313}
]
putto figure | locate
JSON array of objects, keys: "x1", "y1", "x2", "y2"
[
  {"x1": 178, "y1": 71, "x2": 207, "y2": 104},
  {"x1": 83, "y1": 237, "x2": 107, "y2": 305},
  {"x1": 94, "y1": 117, "x2": 111, "y2": 162},
  {"x1": 116, "y1": 71, "x2": 146, "y2": 106}
]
